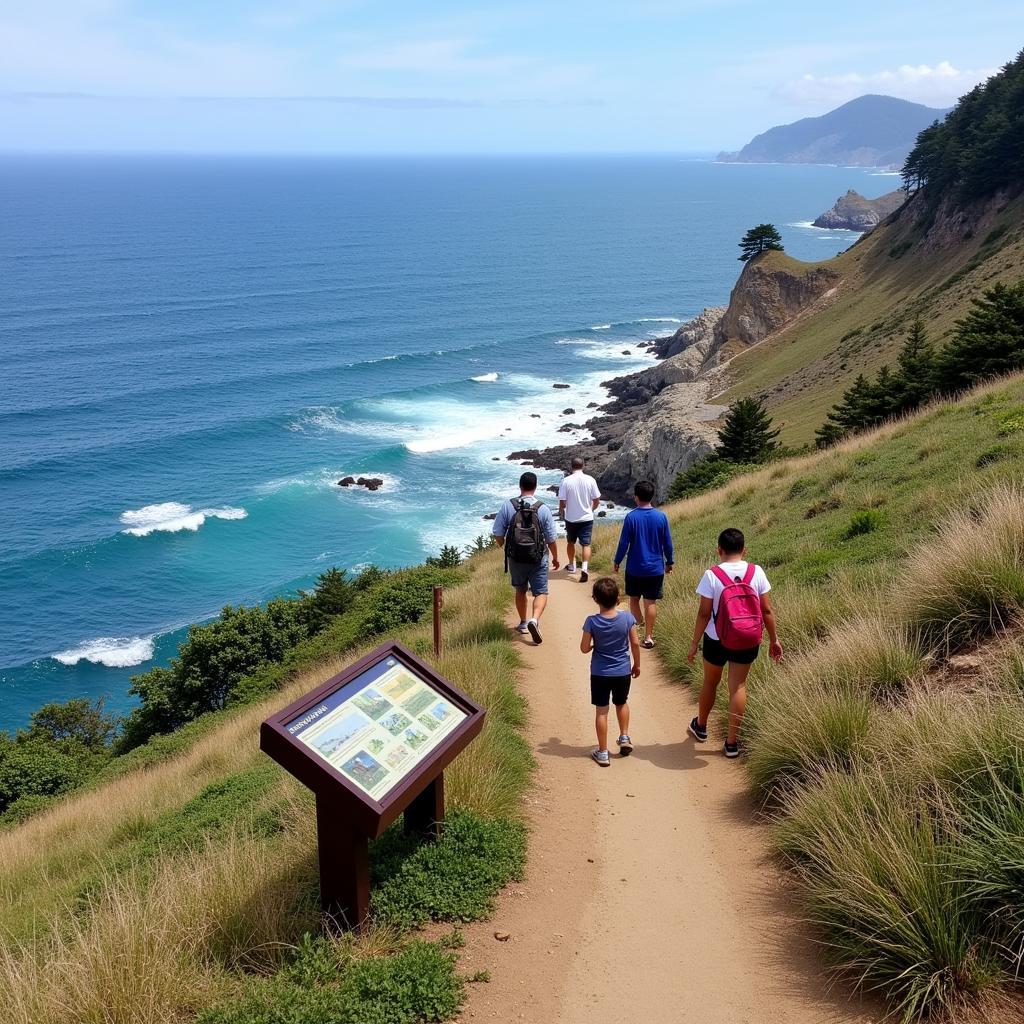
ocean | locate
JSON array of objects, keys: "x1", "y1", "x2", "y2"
[{"x1": 0, "y1": 154, "x2": 899, "y2": 730}]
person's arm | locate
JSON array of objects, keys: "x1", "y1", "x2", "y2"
[
  {"x1": 580, "y1": 629, "x2": 593, "y2": 654},
  {"x1": 629, "y1": 624, "x2": 641, "y2": 677},
  {"x1": 613, "y1": 518, "x2": 631, "y2": 572},
  {"x1": 559, "y1": 499, "x2": 567, "y2": 519},
  {"x1": 591, "y1": 480, "x2": 601, "y2": 512},
  {"x1": 542, "y1": 507, "x2": 560, "y2": 570},
  {"x1": 548, "y1": 539, "x2": 560, "y2": 570},
  {"x1": 492, "y1": 503, "x2": 508, "y2": 547},
  {"x1": 687, "y1": 597, "x2": 714, "y2": 664},
  {"x1": 761, "y1": 594, "x2": 783, "y2": 661},
  {"x1": 662, "y1": 516, "x2": 675, "y2": 573}
]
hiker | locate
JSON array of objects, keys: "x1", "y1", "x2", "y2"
[
  {"x1": 492, "y1": 471, "x2": 560, "y2": 644},
  {"x1": 558, "y1": 455, "x2": 601, "y2": 582},
  {"x1": 613, "y1": 480, "x2": 674, "y2": 649},
  {"x1": 581, "y1": 576, "x2": 640, "y2": 766},
  {"x1": 686, "y1": 527, "x2": 783, "y2": 758}
]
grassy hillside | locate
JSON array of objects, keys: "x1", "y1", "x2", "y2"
[
  {"x1": 0, "y1": 550, "x2": 531, "y2": 1024},
  {"x1": 592, "y1": 372, "x2": 1024, "y2": 1020},
  {"x1": 722, "y1": 189, "x2": 1024, "y2": 444}
]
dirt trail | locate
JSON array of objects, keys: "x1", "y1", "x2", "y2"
[{"x1": 457, "y1": 574, "x2": 875, "y2": 1023}]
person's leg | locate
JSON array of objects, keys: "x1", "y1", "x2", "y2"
[
  {"x1": 643, "y1": 598, "x2": 658, "y2": 641},
  {"x1": 531, "y1": 592, "x2": 548, "y2": 622},
  {"x1": 725, "y1": 661, "x2": 754, "y2": 744},
  {"x1": 566, "y1": 540, "x2": 577, "y2": 569},
  {"x1": 581, "y1": 541, "x2": 592, "y2": 570},
  {"x1": 614, "y1": 700, "x2": 630, "y2": 739},
  {"x1": 698, "y1": 660, "x2": 725, "y2": 728},
  {"x1": 595, "y1": 705, "x2": 610, "y2": 751},
  {"x1": 514, "y1": 589, "x2": 528, "y2": 624},
  {"x1": 629, "y1": 596, "x2": 643, "y2": 625}
]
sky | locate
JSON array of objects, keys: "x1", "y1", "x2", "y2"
[{"x1": 0, "y1": 0, "x2": 1020, "y2": 154}]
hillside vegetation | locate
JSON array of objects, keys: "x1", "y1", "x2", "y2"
[
  {"x1": 721, "y1": 51, "x2": 1024, "y2": 445},
  {"x1": 589, "y1": 372, "x2": 1024, "y2": 1020},
  {"x1": 0, "y1": 551, "x2": 531, "y2": 1024}
]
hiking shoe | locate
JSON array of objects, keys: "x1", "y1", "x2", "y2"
[
  {"x1": 516, "y1": 621, "x2": 529, "y2": 634},
  {"x1": 642, "y1": 637, "x2": 655, "y2": 649},
  {"x1": 723, "y1": 740, "x2": 740, "y2": 759},
  {"x1": 580, "y1": 570, "x2": 589, "y2": 583},
  {"x1": 591, "y1": 748, "x2": 610, "y2": 767},
  {"x1": 527, "y1": 619, "x2": 543, "y2": 645},
  {"x1": 617, "y1": 735, "x2": 633, "y2": 756},
  {"x1": 688, "y1": 717, "x2": 708, "y2": 743}
]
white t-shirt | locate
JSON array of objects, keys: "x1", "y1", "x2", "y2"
[
  {"x1": 696, "y1": 560, "x2": 771, "y2": 640},
  {"x1": 558, "y1": 471, "x2": 601, "y2": 523}
]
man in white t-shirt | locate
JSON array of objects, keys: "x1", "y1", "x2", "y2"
[
  {"x1": 685, "y1": 527, "x2": 782, "y2": 758},
  {"x1": 558, "y1": 456, "x2": 602, "y2": 583}
]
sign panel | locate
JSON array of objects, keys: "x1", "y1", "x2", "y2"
[{"x1": 284, "y1": 655, "x2": 468, "y2": 801}]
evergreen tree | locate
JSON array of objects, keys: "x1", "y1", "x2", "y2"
[
  {"x1": 938, "y1": 282, "x2": 1024, "y2": 390},
  {"x1": 300, "y1": 567, "x2": 353, "y2": 632},
  {"x1": 892, "y1": 319, "x2": 937, "y2": 409},
  {"x1": 738, "y1": 224, "x2": 784, "y2": 262},
  {"x1": 716, "y1": 397, "x2": 780, "y2": 462},
  {"x1": 427, "y1": 545, "x2": 462, "y2": 568},
  {"x1": 815, "y1": 374, "x2": 877, "y2": 448}
]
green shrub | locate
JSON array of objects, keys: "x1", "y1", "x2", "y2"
[
  {"x1": 667, "y1": 457, "x2": 752, "y2": 500},
  {"x1": 844, "y1": 509, "x2": 883, "y2": 538},
  {"x1": 976, "y1": 443, "x2": 1013, "y2": 467},
  {"x1": 371, "y1": 811, "x2": 526, "y2": 929},
  {"x1": 0, "y1": 738, "x2": 90, "y2": 813},
  {"x1": 199, "y1": 939, "x2": 464, "y2": 1024}
]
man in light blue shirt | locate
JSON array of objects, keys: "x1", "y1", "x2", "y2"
[{"x1": 493, "y1": 471, "x2": 560, "y2": 644}]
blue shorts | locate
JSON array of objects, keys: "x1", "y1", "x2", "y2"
[
  {"x1": 565, "y1": 520, "x2": 594, "y2": 545},
  {"x1": 509, "y1": 558, "x2": 549, "y2": 595}
]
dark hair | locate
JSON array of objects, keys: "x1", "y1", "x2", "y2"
[
  {"x1": 571, "y1": 456, "x2": 585, "y2": 470},
  {"x1": 634, "y1": 480, "x2": 655, "y2": 503},
  {"x1": 592, "y1": 576, "x2": 620, "y2": 609},
  {"x1": 718, "y1": 527, "x2": 745, "y2": 555},
  {"x1": 519, "y1": 471, "x2": 538, "y2": 492}
]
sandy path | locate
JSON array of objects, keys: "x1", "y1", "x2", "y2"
[{"x1": 457, "y1": 574, "x2": 875, "y2": 1023}]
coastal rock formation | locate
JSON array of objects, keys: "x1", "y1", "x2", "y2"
[
  {"x1": 715, "y1": 253, "x2": 840, "y2": 349},
  {"x1": 812, "y1": 189, "x2": 905, "y2": 231},
  {"x1": 337, "y1": 476, "x2": 384, "y2": 491}
]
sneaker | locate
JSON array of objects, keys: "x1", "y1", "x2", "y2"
[
  {"x1": 516, "y1": 621, "x2": 529, "y2": 634},
  {"x1": 566, "y1": 564, "x2": 578, "y2": 574},
  {"x1": 527, "y1": 619, "x2": 543, "y2": 645},
  {"x1": 688, "y1": 717, "x2": 708, "y2": 743},
  {"x1": 580, "y1": 570, "x2": 589, "y2": 583},
  {"x1": 591, "y1": 748, "x2": 610, "y2": 767},
  {"x1": 723, "y1": 740, "x2": 740, "y2": 759},
  {"x1": 617, "y1": 735, "x2": 633, "y2": 756},
  {"x1": 642, "y1": 637, "x2": 655, "y2": 649}
]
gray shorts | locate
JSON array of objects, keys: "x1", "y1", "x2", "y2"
[{"x1": 508, "y1": 558, "x2": 549, "y2": 595}]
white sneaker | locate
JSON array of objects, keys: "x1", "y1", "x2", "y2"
[
  {"x1": 566, "y1": 564, "x2": 578, "y2": 574},
  {"x1": 516, "y1": 621, "x2": 529, "y2": 634}
]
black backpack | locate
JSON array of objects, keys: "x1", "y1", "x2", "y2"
[{"x1": 505, "y1": 498, "x2": 546, "y2": 566}]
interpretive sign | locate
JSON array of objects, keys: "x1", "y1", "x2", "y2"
[{"x1": 260, "y1": 641, "x2": 485, "y2": 930}]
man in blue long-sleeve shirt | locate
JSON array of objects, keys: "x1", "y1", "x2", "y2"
[{"x1": 613, "y1": 480, "x2": 674, "y2": 649}]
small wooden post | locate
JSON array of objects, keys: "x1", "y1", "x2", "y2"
[
  {"x1": 404, "y1": 773, "x2": 444, "y2": 840},
  {"x1": 316, "y1": 792, "x2": 371, "y2": 932},
  {"x1": 432, "y1": 585, "x2": 443, "y2": 658}
]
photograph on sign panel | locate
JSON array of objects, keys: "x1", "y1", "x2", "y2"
[
  {"x1": 352, "y1": 688, "x2": 393, "y2": 720},
  {"x1": 340, "y1": 750, "x2": 390, "y2": 793},
  {"x1": 311, "y1": 712, "x2": 371, "y2": 759}
]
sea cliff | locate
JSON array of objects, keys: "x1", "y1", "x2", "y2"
[{"x1": 812, "y1": 189, "x2": 905, "y2": 231}]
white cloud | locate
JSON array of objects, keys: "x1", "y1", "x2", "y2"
[{"x1": 778, "y1": 61, "x2": 998, "y2": 108}]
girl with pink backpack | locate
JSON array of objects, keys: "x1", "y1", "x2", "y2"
[{"x1": 686, "y1": 528, "x2": 783, "y2": 758}]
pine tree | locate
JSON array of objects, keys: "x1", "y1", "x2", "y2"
[
  {"x1": 716, "y1": 397, "x2": 780, "y2": 462},
  {"x1": 815, "y1": 374, "x2": 876, "y2": 447},
  {"x1": 938, "y1": 282, "x2": 1024, "y2": 391},
  {"x1": 892, "y1": 319, "x2": 937, "y2": 410},
  {"x1": 738, "y1": 224, "x2": 784, "y2": 262}
]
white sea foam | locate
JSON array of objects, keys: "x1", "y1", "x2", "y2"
[
  {"x1": 53, "y1": 635, "x2": 155, "y2": 668},
  {"x1": 555, "y1": 337, "x2": 595, "y2": 346},
  {"x1": 590, "y1": 323, "x2": 612, "y2": 330},
  {"x1": 470, "y1": 372, "x2": 498, "y2": 382},
  {"x1": 120, "y1": 502, "x2": 247, "y2": 537},
  {"x1": 636, "y1": 317, "x2": 683, "y2": 323}
]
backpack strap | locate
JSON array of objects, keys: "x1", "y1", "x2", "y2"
[
  {"x1": 742, "y1": 563, "x2": 757, "y2": 585},
  {"x1": 710, "y1": 565, "x2": 734, "y2": 587}
]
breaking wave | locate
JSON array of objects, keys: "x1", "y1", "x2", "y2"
[
  {"x1": 52, "y1": 635, "x2": 155, "y2": 668},
  {"x1": 119, "y1": 502, "x2": 247, "y2": 537}
]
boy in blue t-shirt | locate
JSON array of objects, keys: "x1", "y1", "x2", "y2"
[{"x1": 580, "y1": 577, "x2": 641, "y2": 766}]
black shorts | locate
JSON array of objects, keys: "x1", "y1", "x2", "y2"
[
  {"x1": 591, "y1": 674, "x2": 631, "y2": 706},
  {"x1": 702, "y1": 634, "x2": 760, "y2": 667},
  {"x1": 624, "y1": 573, "x2": 664, "y2": 601},
  {"x1": 565, "y1": 520, "x2": 594, "y2": 545}
]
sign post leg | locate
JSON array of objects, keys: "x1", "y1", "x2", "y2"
[
  {"x1": 404, "y1": 772, "x2": 444, "y2": 840},
  {"x1": 316, "y1": 793, "x2": 370, "y2": 932}
]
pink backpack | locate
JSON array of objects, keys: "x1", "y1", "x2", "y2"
[{"x1": 711, "y1": 564, "x2": 764, "y2": 650}]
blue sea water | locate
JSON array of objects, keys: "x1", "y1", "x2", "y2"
[{"x1": 0, "y1": 155, "x2": 898, "y2": 730}]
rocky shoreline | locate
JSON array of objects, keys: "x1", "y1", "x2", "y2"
[{"x1": 507, "y1": 307, "x2": 729, "y2": 502}]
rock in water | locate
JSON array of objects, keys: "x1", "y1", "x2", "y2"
[
  {"x1": 337, "y1": 476, "x2": 355, "y2": 487},
  {"x1": 553, "y1": 383, "x2": 570, "y2": 389},
  {"x1": 812, "y1": 189, "x2": 905, "y2": 232},
  {"x1": 562, "y1": 408, "x2": 575, "y2": 415}
]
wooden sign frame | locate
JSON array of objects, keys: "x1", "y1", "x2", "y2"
[{"x1": 260, "y1": 640, "x2": 485, "y2": 930}]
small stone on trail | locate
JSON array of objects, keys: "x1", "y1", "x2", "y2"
[
  {"x1": 626, "y1": 793, "x2": 635, "y2": 797},
  {"x1": 494, "y1": 931, "x2": 511, "y2": 942},
  {"x1": 587, "y1": 857, "x2": 594, "y2": 863},
  {"x1": 948, "y1": 653, "x2": 984, "y2": 672}
]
